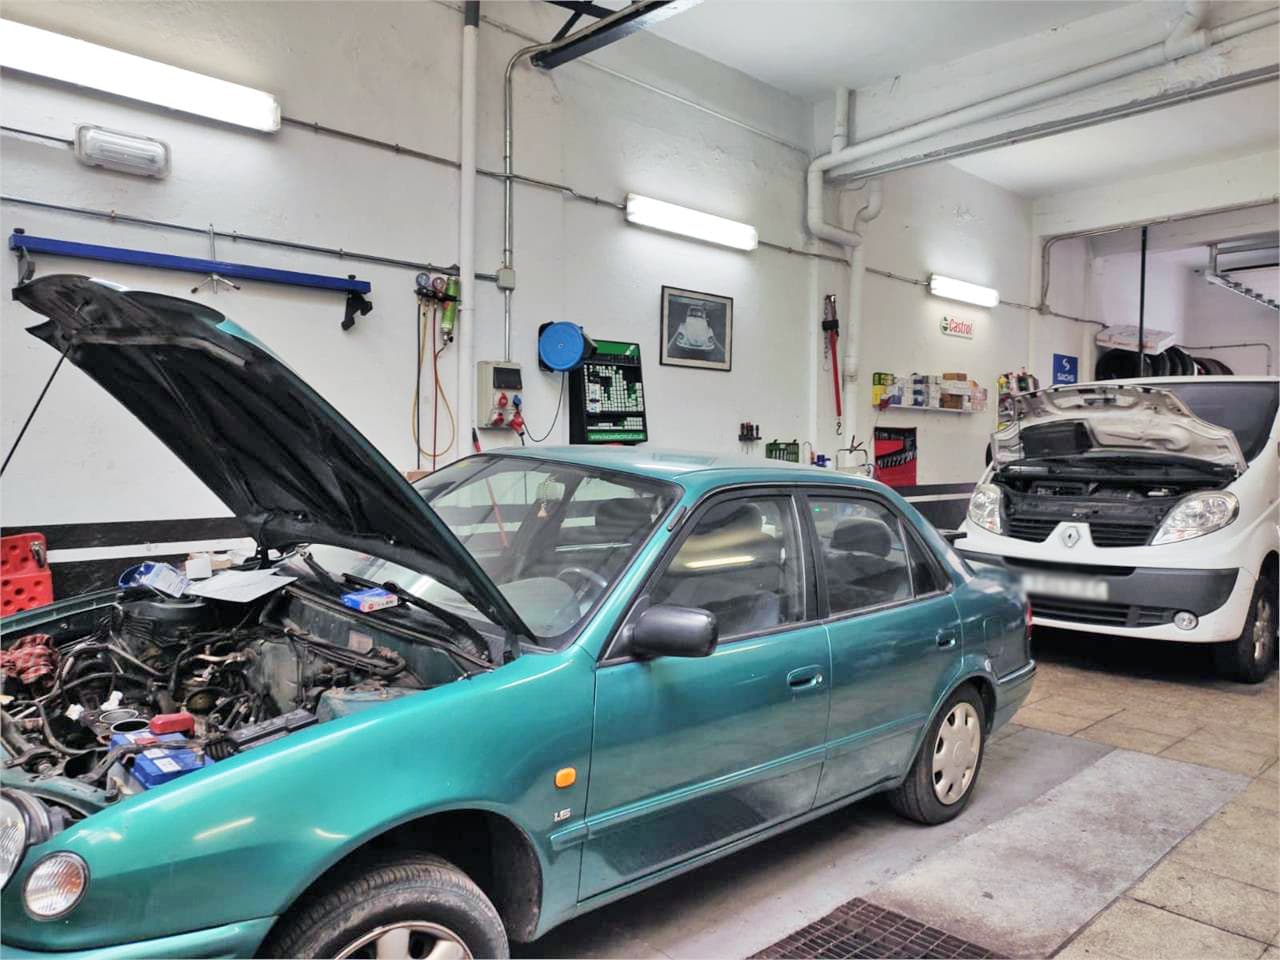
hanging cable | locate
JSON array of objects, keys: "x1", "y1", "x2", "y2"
[
  {"x1": 523, "y1": 374, "x2": 566, "y2": 444},
  {"x1": 1, "y1": 338, "x2": 74, "y2": 477},
  {"x1": 410, "y1": 298, "x2": 455, "y2": 467}
]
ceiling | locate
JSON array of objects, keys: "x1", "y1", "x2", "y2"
[
  {"x1": 949, "y1": 81, "x2": 1280, "y2": 197},
  {"x1": 640, "y1": 0, "x2": 1124, "y2": 101}
]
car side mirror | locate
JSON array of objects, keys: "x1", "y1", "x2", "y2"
[{"x1": 630, "y1": 604, "x2": 718, "y2": 659}]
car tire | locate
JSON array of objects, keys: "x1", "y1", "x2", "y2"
[
  {"x1": 262, "y1": 853, "x2": 509, "y2": 959},
  {"x1": 889, "y1": 684, "x2": 986, "y2": 825},
  {"x1": 1214, "y1": 576, "x2": 1278, "y2": 685}
]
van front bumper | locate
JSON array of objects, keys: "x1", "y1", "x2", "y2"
[
  {"x1": 959, "y1": 551, "x2": 1250, "y2": 643},
  {"x1": 0, "y1": 918, "x2": 275, "y2": 960}
]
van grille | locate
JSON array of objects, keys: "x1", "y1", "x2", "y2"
[
  {"x1": 1031, "y1": 597, "x2": 1173, "y2": 628},
  {"x1": 1005, "y1": 517, "x2": 1157, "y2": 547},
  {"x1": 1006, "y1": 517, "x2": 1058, "y2": 542}
]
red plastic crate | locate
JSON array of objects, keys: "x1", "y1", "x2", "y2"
[{"x1": 1, "y1": 533, "x2": 54, "y2": 616}]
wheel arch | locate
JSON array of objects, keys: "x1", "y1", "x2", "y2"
[
  {"x1": 1261, "y1": 549, "x2": 1278, "y2": 587},
  {"x1": 261, "y1": 805, "x2": 546, "y2": 953}
]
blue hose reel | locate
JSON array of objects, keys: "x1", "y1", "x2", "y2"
[{"x1": 538, "y1": 322, "x2": 594, "y2": 372}]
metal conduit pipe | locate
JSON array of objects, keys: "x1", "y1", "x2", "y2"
[
  {"x1": 502, "y1": 2, "x2": 667, "y2": 361},
  {"x1": 810, "y1": 3, "x2": 1274, "y2": 184}
]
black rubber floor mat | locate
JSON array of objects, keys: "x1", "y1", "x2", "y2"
[{"x1": 753, "y1": 897, "x2": 1000, "y2": 959}]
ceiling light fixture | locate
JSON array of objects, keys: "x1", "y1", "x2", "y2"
[
  {"x1": 928, "y1": 274, "x2": 999, "y2": 308},
  {"x1": 0, "y1": 20, "x2": 280, "y2": 132},
  {"x1": 625, "y1": 194, "x2": 758, "y2": 251}
]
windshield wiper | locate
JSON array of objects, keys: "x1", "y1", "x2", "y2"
[{"x1": 341, "y1": 573, "x2": 503, "y2": 666}]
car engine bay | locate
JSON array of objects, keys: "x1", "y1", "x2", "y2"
[
  {"x1": 992, "y1": 457, "x2": 1233, "y2": 545},
  {"x1": 1, "y1": 584, "x2": 475, "y2": 818}
]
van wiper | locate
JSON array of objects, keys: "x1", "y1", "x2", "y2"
[{"x1": 340, "y1": 573, "x2": 500, "y2": 664}]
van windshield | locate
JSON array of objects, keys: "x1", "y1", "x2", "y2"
[{"x1": 1162, "y1": 381, "x2": 1279, "y2": 462}]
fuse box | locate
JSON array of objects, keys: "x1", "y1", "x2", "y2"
[{"x1": 476, "y1": 361, "x2": 524, "y2": 431}]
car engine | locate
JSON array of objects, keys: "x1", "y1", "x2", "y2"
[{"x1": 1, "y1": 587, "x2": 442, "y2": 806}]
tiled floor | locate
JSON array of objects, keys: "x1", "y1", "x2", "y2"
[
  {"x1": 1013, "y1": 632, "x2": 1279, "y2": 960},
  {"x1": 518, "y1": 630, "x2": 1277, "y2": 959}
]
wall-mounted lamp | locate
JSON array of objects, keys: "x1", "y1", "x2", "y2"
[
  {"x1": 0, "y1": 20, "x2": 281, "y2": 132},
  {"x1": 74, "y1": 125, "x2": 170, "y2": 178},
  {"x1": 625, "y1": 194, "x2": 758, "y2": 251},
  {"x1": 928, "y1": 274, "x2": 999, "y2": 308}
]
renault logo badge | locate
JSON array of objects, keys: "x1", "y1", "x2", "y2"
[{"x1": 1061, "y1": 525, "x2": 1081, "y2": 548}]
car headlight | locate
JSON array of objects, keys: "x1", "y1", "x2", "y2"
[
  {"x1": 24, "y1": 852, "x2": 89, "y2": 920},
  {"x1": 0, "y1": 794, "x2": 27, "y2": 890},
  {"x1": 967, "y1": 483, "x2": 1004, "y2": 535},
  {"x1": 1151, "y1": 491, "x2": 1238, "y2": 545}
]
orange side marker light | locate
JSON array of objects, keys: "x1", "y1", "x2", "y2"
[{"x1": 555, "y1": 767, "x2": 576, "y2": 789}]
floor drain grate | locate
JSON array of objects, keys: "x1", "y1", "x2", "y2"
[{"x1": 753, "y1": 897, "x2": 1000, "y2": 959}]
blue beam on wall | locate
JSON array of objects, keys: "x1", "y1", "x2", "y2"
[{"x1": 9, "y1": 233, "x2": 372, "y2": 295}]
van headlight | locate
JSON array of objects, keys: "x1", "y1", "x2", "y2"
[
  {"x1": 967, "y1": 483, "x2": 1004, "y2": 535},
  {"x1": 1151, "y1": 491, "x2": 1238, "y2": 545}
]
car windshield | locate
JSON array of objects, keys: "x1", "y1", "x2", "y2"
[
  {"x1": 1160, "y1": 381, "x2": 1279, "y2": 462},
  {"x1": 309, "y1": 455, "x2": 676, "y2": 645}
]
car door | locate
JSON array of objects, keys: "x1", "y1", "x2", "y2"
[
  {"x1": 803, "y1": 493, "x2": 962, "y2": 805},
  {"x1": 580, "y1": 490, "x2": 832, "y2": 899}
]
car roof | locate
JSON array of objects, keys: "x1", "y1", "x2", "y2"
[{"x1": 492, "y1": 445, "x2": 885, "y2": 492}]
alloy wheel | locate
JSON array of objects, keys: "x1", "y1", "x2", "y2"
[
  {"x1": 932, "y1": 702, "x2": 981, "y2": 805},
  {"x1": 336, "y1": 922, "x2": 472, "y2": 960}
]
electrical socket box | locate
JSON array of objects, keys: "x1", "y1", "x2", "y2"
[{"x1": 477, "y1": 361, "x2": 524, "y2": 431}]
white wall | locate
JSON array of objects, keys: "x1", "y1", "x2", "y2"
[
  {"x1": 0, "y1": 0, "x2": 1087, "y2": 535},
  {"x1": 1182, "y1": 268, "x2": 1279, "y2": 375},
  {"x1": 0, "y1": 0, "x2": 823, "y2": 527},
  {"x1": 812, "y1": 162, "x2": 1079, "y2": 484}
]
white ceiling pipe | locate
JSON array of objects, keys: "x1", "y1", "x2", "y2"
[
  {"x1": 456, "y1": 0, "x2": 479, "y2": 452},
  {"x1": 832, "y1": 86, "x2": 850, "y2": 153},
  {"x1": 810, "y1": 3, "x2": 1275, "y2": 182}
]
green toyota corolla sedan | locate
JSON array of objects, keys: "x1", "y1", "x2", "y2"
[{"x1": 0, "y1": 277, "x2": 1034, "y2": 959}]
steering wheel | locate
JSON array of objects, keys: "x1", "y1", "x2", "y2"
[{"x1": 556, "y1": 566, "x2": 610, "y2": 602}]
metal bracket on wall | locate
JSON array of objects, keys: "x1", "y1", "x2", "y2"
[{"x1": 8, "y1": 230, "x2": 375, "y2": 330}]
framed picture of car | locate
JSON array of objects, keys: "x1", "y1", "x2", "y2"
[{"x1": 660, "y1": 285, "x2": 733, "y2": 371}]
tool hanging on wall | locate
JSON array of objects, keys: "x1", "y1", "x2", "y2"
[
  {"x1": 822, "y1": 295, "x2": 842, "y2": 435},
  {"x1": 190, "y1": 225, "x2": 241, "y2": 295},
  {"x1": 411, "y1": 274, "x2": 459, "y2": 471}
]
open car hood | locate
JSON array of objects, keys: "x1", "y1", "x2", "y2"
[
  {"x1": 12, "y1": 275, "x2": 532, "y2": 646},
  {"x1": 993, "y1": 383, "x2": 1245, "y2": 472}
]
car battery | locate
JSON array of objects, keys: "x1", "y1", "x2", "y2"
[{"x1": 109, "y1": 728, "x2": 212, "y2": 790}]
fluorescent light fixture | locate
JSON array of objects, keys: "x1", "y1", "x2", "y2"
[
  {"x1": 928, "y1": 274, "x2": 999, "y2": 308},
  {"x1": 0, "y1": 20, "x2": 280, "y2": 132},
  {"x1": 74, "y1": 125, "x2": 170, "y2": 178},
  {"x1": 625, "y1": 194, "x2": 758, "y2": 251}
]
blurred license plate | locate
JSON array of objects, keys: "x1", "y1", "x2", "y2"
[{"x1": 1022, "y1": 573, "x2": 1109, "y2": 601}]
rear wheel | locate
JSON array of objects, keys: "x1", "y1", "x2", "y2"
[
  {"x1": 1215, "y1": 577, "x2": 1277, "y2": 684},
  {"x1": 889, "y1": 685, "x2": 986, "y2": 824},
  {"x1": 262, "y1": 853, "x2": 508, "y2": 959}
]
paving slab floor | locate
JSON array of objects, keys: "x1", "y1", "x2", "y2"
[{"x1": 516, "y1": 629, "x2": 1278, "y2": 959}]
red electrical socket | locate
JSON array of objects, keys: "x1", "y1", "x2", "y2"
[{"x1": 509, "y1": 413, "x2": 525, "y2": 433}]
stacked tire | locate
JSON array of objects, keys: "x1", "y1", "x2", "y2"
[{"x1": 1094, "y1": 346, "x2": 1232, "y2": 380}]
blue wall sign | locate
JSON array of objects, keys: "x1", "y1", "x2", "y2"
[{"x1": 1053, "y1": 353, "x2": 1078, "y2": 385}]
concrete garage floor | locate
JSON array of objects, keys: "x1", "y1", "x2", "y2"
[{"x1": 518, "y1": 631, "x2": 1278, "y2": 960}]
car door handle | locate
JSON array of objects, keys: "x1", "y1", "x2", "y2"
[
  {"x1": 786, "y1": 665, "x2": 825, "y2": 690},
  {"x1": 936, "y1": 628, "x2": 958, "y2": 649}
]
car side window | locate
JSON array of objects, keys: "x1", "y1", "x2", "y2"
[
  {"x1": 906, "y1": 530, "x2": 945, "y2": 595},
  {"x1": 810, "y1": 497, "x2": 912, "y2": 614},
  {"x1": 649, "y1": 496, "x2": 804, "y2": 640}
]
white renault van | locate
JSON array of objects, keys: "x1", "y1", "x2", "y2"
[{"x1": 955, "y1": 376, "x2": 1279, "y2": 683}]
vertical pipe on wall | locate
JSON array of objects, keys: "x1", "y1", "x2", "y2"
[
  {"x1": 831, "y1": 87, "x2": 850, "y2": 153},
  {"x1": 457, "y1": 0, "x2": 480, "y2": 449},
  {"x1": 1137, "y1": 224, "x2": 1148, "y2": 376}
]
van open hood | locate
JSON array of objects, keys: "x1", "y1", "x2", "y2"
[
  {"x1": 993, "y1": 383, "x2": 1245, "y2": 473},
  {"x1": 11, "y1": 275, "x2": 532, "y2": 646}
]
